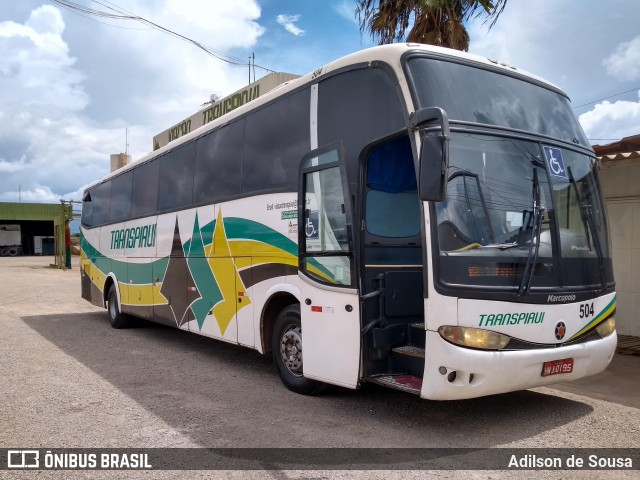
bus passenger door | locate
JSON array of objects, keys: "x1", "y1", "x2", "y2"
[{"x1": 298, "y1": 145, "x2": 361, "y2": 388}]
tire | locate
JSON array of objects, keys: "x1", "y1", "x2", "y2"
[
  {"x1": 7, "y1": 247, "x2": 18, "y2": 256},
  {"x1": 107, "y1": 284, "x2": 130, "y2": 329},
  {"x1": 272, "y1": 304, "x2": 324, "y2": 395}
]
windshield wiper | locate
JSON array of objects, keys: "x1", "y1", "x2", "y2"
[
  {"x1": 567, "y1": 166, "x2": 606, "y2": 291},
  {"x1": 518, "y1": 168, "x2": 544, "y2": 296}
]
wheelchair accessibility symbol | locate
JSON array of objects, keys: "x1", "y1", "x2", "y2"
[
  {"x1": 305, "y1": 211, "x2": 319, "y2": 239},
  {"x1": 543, "y1": 146, "x2": 567, "y2": 179}
]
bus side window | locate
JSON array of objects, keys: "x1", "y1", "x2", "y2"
[
  {"x1": 109, "y1": 171, "x2": 133, "y2": 224},
  {"x1": 81, "y1": 191, "x2": 94, "y2": 227},
  {"x1": 91, "y1": 181, "x2": 111, "y2": 227},
  {"x1": 132, "y1": 160, "x2": 159, "y2": 218},
  {"x1": 318, "y1": 67, "x2": 405, "y2": 175},
  {"x1": 158, "y1": 142, "x2": 196, "y2": 212},
  {"x1": 194, "y1": 119, "x2": 244, "y2": 204},
  {"x1": 243, "y1": 88, "x2": 310, "y2": 193}
]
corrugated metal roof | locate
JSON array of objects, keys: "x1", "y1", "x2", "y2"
[{"x1": 0, "y1": 202, "x2": 71, "y2": 222}]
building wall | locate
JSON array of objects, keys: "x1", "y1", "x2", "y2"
[{"x1": 599, "y1": 156, "x2": 640, "y2": 336}]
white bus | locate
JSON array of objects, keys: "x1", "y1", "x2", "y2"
[{"x1": 81, "y1": 44, "x2": 617, "y2": 400}]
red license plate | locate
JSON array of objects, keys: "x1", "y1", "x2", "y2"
[{"x1": 541, "y1": 358, "x2": 574, "y2": 377}]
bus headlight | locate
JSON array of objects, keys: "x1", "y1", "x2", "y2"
[
  {"x1": 438, "y1": 326, "x2": 510, "y2": 350},
  {"x1": 596, "y1": 317, "x2": 616, "y2": 338}
]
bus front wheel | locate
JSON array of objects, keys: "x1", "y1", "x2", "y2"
[
  {"x1": 107, "y1": 284, "x2": 130, "y2": 329},
  {"x1": 272, "y1": 305, "x2": 323, "y2": 395}
]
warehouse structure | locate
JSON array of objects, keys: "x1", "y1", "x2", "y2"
[{"x1": 0, "y1": 202, "x2": 72, "y2": 269}]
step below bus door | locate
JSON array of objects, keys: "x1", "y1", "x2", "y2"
[{"x1": 298, "y1": 145, "x2": 361, "y2": 389}]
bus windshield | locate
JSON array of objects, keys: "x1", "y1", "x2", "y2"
[
  {"x1": 433, "y1": 132, "x2": 613, "y2": 292},
  {"x1": 406, "y1": 57, "x2": 590, "y2": 146}
]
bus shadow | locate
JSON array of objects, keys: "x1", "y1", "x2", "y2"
[{"x1": 23, "y1": 312, "x2": 594, "y2": 448}]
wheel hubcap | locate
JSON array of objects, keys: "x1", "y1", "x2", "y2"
[{"x1": 280, "y1": 325, "x2": 303, "y2": 375}]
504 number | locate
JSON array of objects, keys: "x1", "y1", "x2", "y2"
[{"x1": 579, "y1": 302, "x2": 594, "y2": 318}]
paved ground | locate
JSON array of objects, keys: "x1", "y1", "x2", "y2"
[
  {"x1": 1, "y1": 256, "x2": 638, "y2": 479},
  {"x1": 551, "y1": 353, "x2": 640, "y2": 409}
]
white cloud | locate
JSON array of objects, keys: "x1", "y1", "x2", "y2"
[
  {"x1": 0, "y1": 2, "x2": 265, "y2": 203},
  {"x1": 165, "y1": 0, "x2": 263, "y2": 48},
  {"x1": 0, "y1": 186, "x2": 59, "y2": 203},
  {"x1": 0, "y1": 159, "x2": 25, "y2": 173},
  {"x1": 0, "y1": 6, "x2": 88, "y2": 112},
  {"x1": 467, "y1": 1, "x2": 640, "y2": 100},
  {"x1": 603, "y1": 35, "x2": 640, "y2": 81},
  {"x1": 579, "y1": 99, "x2": 640, "y2": 141},
  {"x1": 0, "y1": 5, "x2": 97, "y2": 202},
  {"x1": 276, "y1": 14, "x2": 304, "y2": 37},
  {"x1": 100, "y1": 0, "x2": 265, "y2": 126}
]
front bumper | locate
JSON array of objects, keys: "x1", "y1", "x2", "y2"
[{"x1": 421, "y1": 330, "x2": 617, "y2": 400}]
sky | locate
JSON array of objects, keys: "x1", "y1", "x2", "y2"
[{"x1": 1, "y1": 0, "x2": 639, "y2": 204}]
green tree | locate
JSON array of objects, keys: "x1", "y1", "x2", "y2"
[{"x1": 356, "y1": 0, "x2": 508, "y2": 51}]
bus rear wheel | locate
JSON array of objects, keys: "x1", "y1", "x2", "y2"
[
  {"x1": 107, "y1": 284, "x2": 130, "y2": 329},
  {"x1": 272, "y1": 304, "x2": 323, "y2": 395}
]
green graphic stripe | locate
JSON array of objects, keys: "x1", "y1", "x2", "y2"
[
  {"x1": 220, "y1": 217, "x2": 334, "y2": 280},
  {"x1": 80, "y1": 236, "x2": 168, "y2": 284},
  {"x1": 216, "y1": 217, "x2": 298, "y2": 257},
  {"x1": 187, "y1": 215, "x2": 223, "y2": 327},
  {"x1": 569, "y1": 295, "x2": 617, "y2": 340},
  {"x1": 82, "y1": 216, "x2": 334, "y2": 284}
]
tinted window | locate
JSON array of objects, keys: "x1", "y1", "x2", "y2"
[
  {"x1": 318, "y1": 67, "x2": 405, "y2": 184},
  {"x1": 194, "y1": 119, "x2": 244, "y2": 204},
  {"x1": 132, "y1": 160, "x2": 159, "y2": 218},
  {"x1": 91, "y1": 181, "x2": 111, "y2": 226},
  {"x1": 81, "y1": 191, "x2": 93, "y2": 227},
  {"x1": 158, "y1": 142, "x2": 195, "y2": 212},
  {"x1": 243, "y1": 89, "x2": 310, "y2": 193},
  {"x1": 109, "y1": 171, "x2": 133, "y2": 223},
  {"x1": 407, "y1": 58, "x2": 589, "y2": 146}
]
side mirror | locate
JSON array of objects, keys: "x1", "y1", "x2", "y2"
[
  {"x1": 412, "y1": 107, "x2": 450, "y2": 202},
  {"x1": 419, "y1": 135, "x2": 449, "y2": 201}
]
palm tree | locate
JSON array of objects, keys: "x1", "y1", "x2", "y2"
[{"x1": 356, "y1": 0, "x2": 508, "y2": 51}]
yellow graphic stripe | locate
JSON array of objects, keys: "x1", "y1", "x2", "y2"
[
  {"x1": 228, "y1": 240, "x2": 334, "y2": 283},
  {"x1": 569, "y1": 296, "x2": 617, "y2": 340},
  {"x1": 118, "y1": 282, "x2": 168, "y2": 306},
  {"x1": 85, "y1": 260, "x2": 107, "y2": 295},
  {"x1": 81, "y1": 247, "x2": 167, "y2": 307},
  {"x1": 208, "y1": 209, "x2": 251, "y2": 335},
  {"x1": 228, "y1": 239, "x2": 294, "y2": 259}
]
